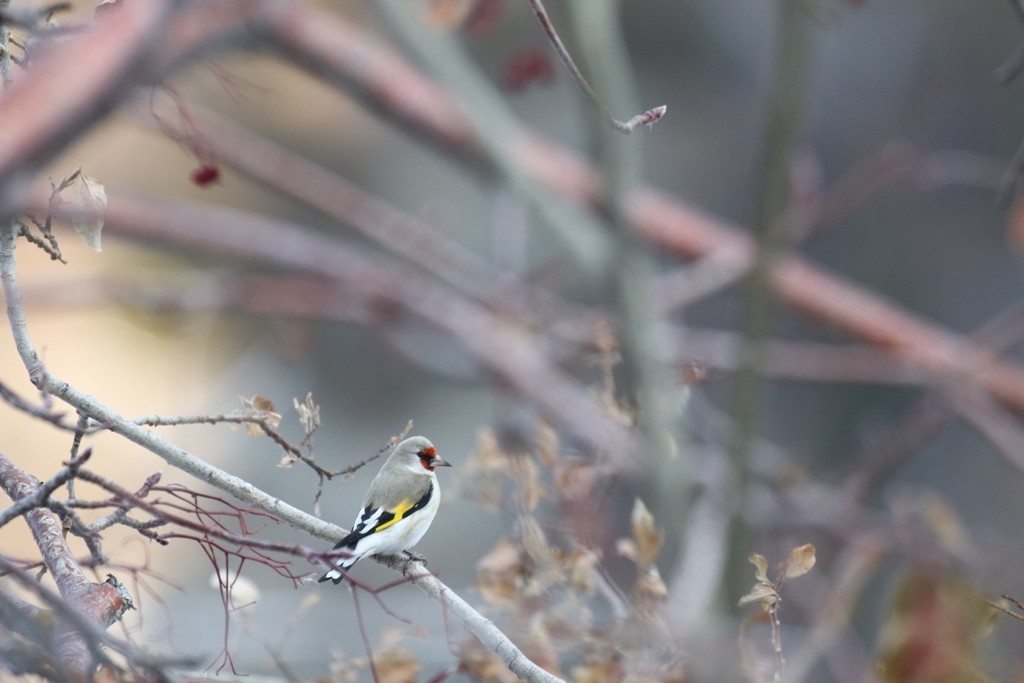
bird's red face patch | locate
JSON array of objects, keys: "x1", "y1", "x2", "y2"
[{"x1": 418, "y1": 447, "x2": 437, "y2": 471}]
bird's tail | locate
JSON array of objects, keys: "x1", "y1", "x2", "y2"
[
  {"x1": 318, "y1": 568, "x2": 346, "y2": 584},
  {"x1": 318, "y1": 556, "x2": 357, "y2": 584}
]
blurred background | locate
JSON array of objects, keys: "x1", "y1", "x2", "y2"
[{"x1": 4, "y1": 0, "x2": 1024, "y2": 681}]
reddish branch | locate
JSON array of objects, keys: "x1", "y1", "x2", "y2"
[
  {"x1": 262, "y1": 3, "x2": 1024, "y2": 415},
  {"x1": 0, "y1": 453, "x2": 133, "y2": 678},
  {"x1": 0, "y1": 3, "x2": 168, "y2": 188},
  {"x1": 65, "y1": 470, "x2": 353, "y2": 575},
  {"x1": 1, "y1": 0, "x2": 1022, "y2": 416}
]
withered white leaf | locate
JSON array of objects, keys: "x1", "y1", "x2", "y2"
[
  {"x1": 520, "y1": 516, "x2": 553, "y2": 565},
  {"x1": 476, "y1": 537, "x2": 523, "y2": 606},
  {"x1": 513, "y1": 454, "x2": 542, "y2": 512},
  {"x1": 616, "y1": 538, "x2": 638, "y2": 562},
  {"x1": 251, "y1": 394, "x2": 276, "y2": 413},
  {"x1": 294, "y1": 392, "x2": 320, "y2": 434},
  {"x1": 783, "y1": 543, "x2": 816, "y2": 579},
  {"x1": 373, "y1": 628, "x2": 420, "y2": 683},
  {"x1": 567, "y1": 548, "x2": 600, "y2": 596},
  {"x1": 636, "y1": 564, "x2": 668, "y2": 603},
  {"x1": 737, "y1": 581, "x2": 778, "y2": 609},
  {"x1": 534, "y1": 419, "x2": 560, "y2": 467},
  {"x1": 68, "y1": 173, "x2": 106, "y2": 252},
  {"x1": 749, "y1": 552, "x2": 770, "y2": 583},
  {"x1": 241, "y1": 394, "x2": 280, "y2": 436},
  {"x1": 630, "y1": 498, "x2": 662, "y2": 567}
]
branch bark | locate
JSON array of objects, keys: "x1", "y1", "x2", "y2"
[{"x1": 0, "y1": 454, "x2": 130, "y2": 677}]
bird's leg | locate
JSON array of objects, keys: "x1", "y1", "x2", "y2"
[{"x1": 403, "y1": 549, "x2": 428, "y2": 564}]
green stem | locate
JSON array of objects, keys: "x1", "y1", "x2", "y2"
[
  {"x1": 568, "y1": 0, "x2": 689, "y2": 571},
  {"x1": 727, "y1": 0, "x2": 814, "y2": 603}
]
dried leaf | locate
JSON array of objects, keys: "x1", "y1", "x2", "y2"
[
  {"x1": 459, "y1": 635, "x2": 520, "y2": 683},
  {"x1": 374, "y1": 631, "x2": 420, "y2": 683},
  {"x1": 471, "y1": 475, "x2": 503, "y2": 511},
  {"x1": 476, "y1": 537, "x2": 523, "y2": 606},
  {"x1": 571, "y1": 650, "x2": 623, "y2": 683},
  {"x1": 241, "y1": 394, "x2": 281, "y2": 436},
  {"x1": 465, "y1": 429, "x2": 507, "y2": 510},
  {"x1": 749, "y1": 552, "x2": 769, "y2": 584},
  {"x1": 474, "y1": 428, "x2": 508, "y2": 468},
  {"x1": 635, "y1": 565, "x2": 668, "y2": 603},
  {"x1": 892, "y1": 490, "x2": 968, "y2": 557},
  {"x1": 737, "y1": 582, "x2": 778, "y2": 610},
  {"x1": 512, "y1": 454, "x2": 543, "y2": 512},
  {"x1": 524, "y1": 616, "x2": 562, "y2": 676},
  {"x1": 520, "y1": 516, "x2": 553, "y2": 566},
  {"x1": 616, "y1": 538, "x2": 638, "y2": 562},
  {"x1": 630, "y1": 498, "x2": 662, "y2": 567},
  {"x1": 783, "y1": 543, "x2": 816, "y2": 580},
  {"x1": 534, "y1": 418, "x2": 560, "y2": 467},
  {"x1": 554, "y1": 458, "x2": 603, "y2": 502},
  {"x1": 877, "y1": 570, "x2": 992, "y2": 683},
  {"x1": 252, "y1": 395, "x2": 276, "y2": 413},
  {"x1": 567, "y1": 548, "x2": 600, "y2": 596},
  {"x1": 67, "y1": 172, "x2": 107, "y2": 251},
  {"x1": 294, "y1": 392, "x2": 320, "y2": 434}
]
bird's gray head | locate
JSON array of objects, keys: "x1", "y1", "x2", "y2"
[{"x1": 387, "y1": 436, "x2": 452, "y2": 474}]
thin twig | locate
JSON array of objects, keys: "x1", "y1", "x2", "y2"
[
  {"x1": 524, "y1": 0, "x2": 666, "y2": 133},
  {"x1": 0, "y1": 378, "x2": 70, "y2": 427},
  {"x1": 351, "y1": 587, "x2": 381, "y2": 683}
]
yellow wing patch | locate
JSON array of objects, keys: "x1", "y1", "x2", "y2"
[{"x1": 374, "y1": 498, "x2": 416, "y2": 532}]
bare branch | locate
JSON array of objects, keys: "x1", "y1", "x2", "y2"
[
  {"x1": 0, "y1": 379, "x2": 70, "y2": 428},
  {"x1": 0, "y1": 453, "x2": 141, "y2": 677}
]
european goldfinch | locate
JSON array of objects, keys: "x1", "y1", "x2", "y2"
[{"x1": 319, "y1": 436, "x2": 451, "y2": 583}]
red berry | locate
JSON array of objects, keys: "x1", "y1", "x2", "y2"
[{"x1": 191, "y1": 163, "x2": 220, "y2": 187}]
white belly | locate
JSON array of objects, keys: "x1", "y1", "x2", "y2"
[{"x1": 355, "y1": 481, "x2": 441, "y2": 559}]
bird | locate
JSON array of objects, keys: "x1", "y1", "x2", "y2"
[{"x1": 318, "y1": 436, "x2": 451, "y2": 584}]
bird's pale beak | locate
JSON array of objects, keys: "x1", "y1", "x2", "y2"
[{"x1": 433, "y1": 456, "x2": 453, "y2": 468}]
